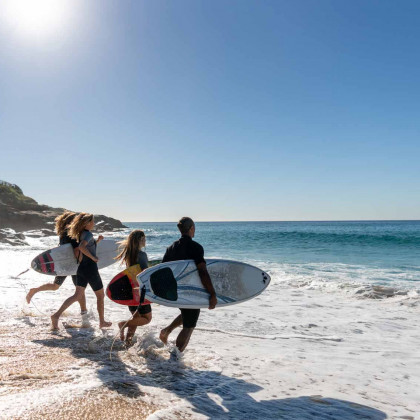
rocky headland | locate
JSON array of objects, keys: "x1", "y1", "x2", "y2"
[{"x1": 0, "y1": 181, "x2": 127, "y2": 245}]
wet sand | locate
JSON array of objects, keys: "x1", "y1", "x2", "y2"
[
  {"x1": 16, "y1": 390, "x2": 154, "y2": 420},
  {"x1": 0, "y1": 318, "x2": 155, "y2": 419}
]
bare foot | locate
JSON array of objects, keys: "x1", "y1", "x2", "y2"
[
  {"x1": 100, "y1": 321, "x2": 112, "y2": 329},
  {"x1": 51, "y1": 314, "x2": 60, "y2": 330},
  {"x1": 126, "y1": 327, "x2": 136, "y2": 343},
  {"x1": 118, "y1": 321, "x2": 126, "y2": 341},
  {"x1": 26, "y1": 289, "x2": 35, "y2": 304},
  {"x1": 159, "y1": 328, "x2": 169, "y2": 344},
  {"x1": 125, "y1": 336, "x2": 134, "y2": 349}
]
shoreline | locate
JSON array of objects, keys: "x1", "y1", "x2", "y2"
[{"x1": 0, "y1": 280, "x2": 418, "y2": 419}]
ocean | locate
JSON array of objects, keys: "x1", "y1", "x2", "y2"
[
  {"x1": 129, "y1": 220, "x2": 420, "y2": 295},
  {"x1": 0, "y1": 220, "x2": 419, "y2": 418}
]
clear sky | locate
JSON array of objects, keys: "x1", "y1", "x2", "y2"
[{"x1": 1, "y1": 0, "x2": 419, "y2": 221}]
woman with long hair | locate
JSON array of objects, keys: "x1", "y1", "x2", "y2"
[
  {"x1": 116, "y1": 229, "x2": 152, "y2": 347},
  {"x1": 51, "y1": 213, "x2": 111, "y2": 330},
  {"x1": 26, "y1": 211, "x2": 87, "y2": 322}
]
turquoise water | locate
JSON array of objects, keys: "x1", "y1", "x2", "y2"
[{"x1": 124, "y1": 221, "x2": 420, "y2": 292}]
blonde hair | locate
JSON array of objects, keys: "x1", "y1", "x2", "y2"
[
  {"x1": 68, "y1": 213, "x2": 94, "y2": 242},
  {"x1": 116, "y1": 230, "x2": 145, "y2": 267},
  {"x1": 55, "y1": 211, "x2": 77, "y2": 237}
]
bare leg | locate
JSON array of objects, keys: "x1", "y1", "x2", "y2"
[
  {"x1": 78, "y1": 292, "x2": 87, "y2": 313},
  {"x1": 118, "y1": 312, "x2": 152, "y2": 340},
  {"x1": 125, "y1": 327, "x2": 136, "y2": 346},
  {"x1": 159, "y1": 314, "x2": 183, "y2": 344},
  {"x1": 94, "y1": 288, "x2": 112, "y2": 328},
  {"x1": 26, "y1": 283, "x2": 59, "y2": 304},
  {"x1": 176, "y1": 327, "x2": 194, "y2": 352},
  {"x1": 70, "y1": 276, "x2": 87, "y2": 313},
  {"x1": 51, "y1": 286, "x2": 85, "y2": 330},
  {"x1": 118, "y1": 321, "x2": 127, "y2": 341},
  {"x1": 119, "y1": 312, "x2": 152, "y2": 345}
]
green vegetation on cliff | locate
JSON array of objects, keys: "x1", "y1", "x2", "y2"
[{"x1": 0, "y1": 181, "x2": 40, "y2": 210}]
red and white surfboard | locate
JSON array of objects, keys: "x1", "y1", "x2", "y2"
[{"x1": 31, "y1": 240, "x2": 118, "y2": 276}]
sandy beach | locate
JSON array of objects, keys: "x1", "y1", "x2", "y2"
[{"x1": 1, "y1": 243, "x2": 419, "y2": 420}]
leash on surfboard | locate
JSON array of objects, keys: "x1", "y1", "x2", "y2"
[{"x1": 15, "y1": 268, "x2": 30, "y2": 277}]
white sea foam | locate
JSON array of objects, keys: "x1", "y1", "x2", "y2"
[
  {"x1": 261, "y1": 262, "x2": 420, "y2": 300},
  {"x1": 0, "y1": 235, "x2": 419, "y2": 418}
]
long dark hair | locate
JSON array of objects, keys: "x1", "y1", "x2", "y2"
[
  {"x1": 116, "y1": 230, "x2": 145, "y2": 267},
  {"x1": 55, "y1": 211, "x2": 77, "y2": 237}
]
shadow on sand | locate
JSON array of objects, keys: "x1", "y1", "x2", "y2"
[{"x1": 34, "y1": 328, "x2": 387, "y2": 420}]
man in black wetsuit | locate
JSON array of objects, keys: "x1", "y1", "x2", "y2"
[{"x1": 159, "y1": 217, "x2": 217, "y2": 352}]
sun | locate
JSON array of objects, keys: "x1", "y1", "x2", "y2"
[{"x1": 1, "y1": 0, "x2": 71, "y2": 39}]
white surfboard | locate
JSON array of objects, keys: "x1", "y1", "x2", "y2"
[
  {"x1": 138, "y1": 259, "x2": 271, "y2": 308},
  {"x1": 31, "y1": 240, "x2": 118, "y2": 276}
]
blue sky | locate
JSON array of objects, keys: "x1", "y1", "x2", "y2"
[{"x1": 1, "y1": 0, "x2": 419, "y2": 221}]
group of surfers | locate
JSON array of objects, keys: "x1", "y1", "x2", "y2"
[{"x1": 26, "y1": 212, "x2": 217, "y2": 352}]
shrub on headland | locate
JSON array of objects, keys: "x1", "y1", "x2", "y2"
[{"x1": 0, "y1": 180, "x2": 126, "y2": 239}]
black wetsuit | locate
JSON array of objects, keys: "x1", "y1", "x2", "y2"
[
  {"x1": 162, "y1": 235, "x2": 206, "y2": 328},
  {"x1": 76, "y1": 230, "x2": 103, "y2": 291}
]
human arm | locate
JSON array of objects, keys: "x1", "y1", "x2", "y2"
[
  {"x1": 72, "y1": 247, "x2": 81, "y2": 263},
  {"x1": 79, "y1": 240, "x2": 98, "y2": 262},
  {"x1": 70, "y1": 238, "x2": 81, "y2": 262},
  {"x1": 197, "y1": 262, "x2": 217, "y2": 309},
  {"x1": 96, "y1": 235, "x2": 104, "y2": 243},
  {"x1": 191, "y1": 242, "x2": 217, "y2": 309}
]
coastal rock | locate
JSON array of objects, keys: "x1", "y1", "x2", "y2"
[
  {"x1": 0, "y1": 228, "x2": 29, "y2": 246},
  {"x1": 93, "y1": 215, "x2": 125, "y2": 232},
  {"x1": 0, "y1": 181, "x2": 127, "y2": 243},
  {"x1": 94, "y1": 221, "x2": 114, "y2": 233},
  {"x1": 25, "y1": 229, "x2": 56, "y2": 238}
]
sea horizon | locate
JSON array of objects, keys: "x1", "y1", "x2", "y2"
[{"x1": 123, "y1": 219, "x2": 420, "y2": 223}]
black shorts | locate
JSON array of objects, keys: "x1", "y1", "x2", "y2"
[
  {"x1": 76, "y1": 260, "x2": 103, "y2": 291},
  {"x1": 54, "y1": 275, "x2": 77, "y2": 286},
  {"x1": 180, "y1": 308, "x2": 200, "y2": 328},
  {"x1": 129, "y1": 304, "x2": 152, "y2": 315}
]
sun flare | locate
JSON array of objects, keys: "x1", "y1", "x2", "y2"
[{"x1": 1, "y1": 0, "x2": 71, "y2": 39}]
